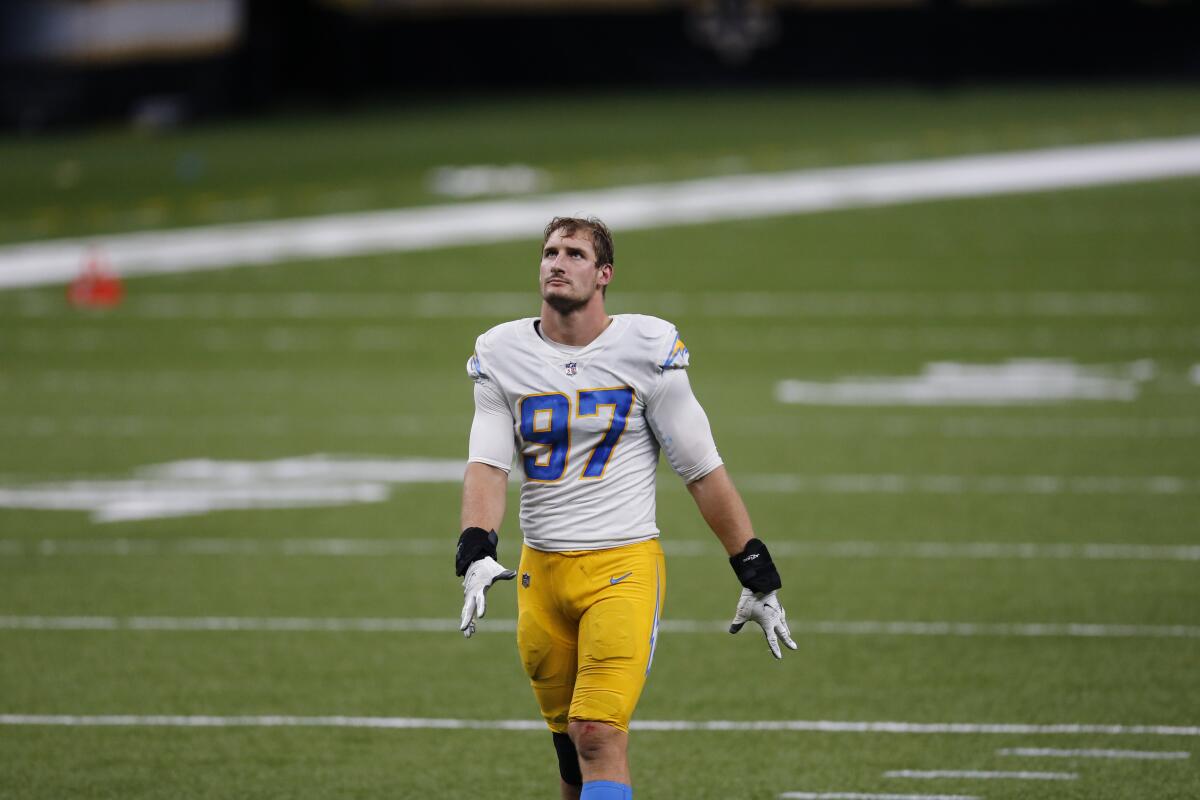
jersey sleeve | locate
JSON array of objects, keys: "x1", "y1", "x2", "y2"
[
  {"x1": 658, "y1": 328, "x2": 690, "y2": 371},
  {"x1": 466, "y1": 338, "x2": 515, "y2": 472},
  {"x1": 645, "y1": 368, "x2": 723, "y2": 483}
]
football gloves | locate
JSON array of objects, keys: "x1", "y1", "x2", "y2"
[
  {"x1": 456, "y1": 527, "x2": 516, "y2": 639},
  {"x1": 728, "y1": 538, "x2": 797, "y2": 659},
  {"x1": 729, "y1": 588, "x2": 798, "y2": 659}
]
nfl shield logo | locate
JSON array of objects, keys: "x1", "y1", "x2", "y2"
[
  {"x1": 564, "y1": 362, "x2": 577, "y2": 376},
  {"x1": 521, "y1": 572, "x2": 531, "y2": 588}
]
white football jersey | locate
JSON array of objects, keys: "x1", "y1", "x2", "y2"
[{"x1": 466, "y1": 313, "x2": 722, "y2": 552}]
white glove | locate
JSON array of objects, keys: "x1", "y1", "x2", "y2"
[
  {"x1": 460, "y1": 556, "x2": 516, "y2": 638},
  {"x1": 729, "y1": 588, "x2": 798, "y2": 659}
]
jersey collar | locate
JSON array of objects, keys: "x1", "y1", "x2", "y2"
[{"x1": 526, "y1": 315, "x2": 628, "y2": 368}]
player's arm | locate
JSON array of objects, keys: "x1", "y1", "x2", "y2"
[
  {"x1": 646, "y1": 369, "x2": 798, "y2": 659},
  {"x1": 461, "y1": 461, "x2": 507, "y2": 533},
  {"x1": 685, "y1": 465, "x2": 753, "y2": 556},
  {"x1": 456, "y1": 373, "x2": 517, "y2": 639}
]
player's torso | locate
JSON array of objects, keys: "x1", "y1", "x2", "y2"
[{"x1": 482, "y1": 316, "x2": 666, "y2": 550}]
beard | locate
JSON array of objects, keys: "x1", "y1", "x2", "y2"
[{"x1": 542, "y1": 285, "x2": 591, "y2": 315}]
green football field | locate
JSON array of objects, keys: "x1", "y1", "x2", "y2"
[{"x1": 1, "y1": 87, "x2": 1199, "y2": 799}]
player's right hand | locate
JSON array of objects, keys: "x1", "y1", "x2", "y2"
[
  {"x1": 729, "y1": 588, "x2": 798, "y2": 659},
  {"x1": 460, "y1": 556, "x2": 516, "y2": 638}
]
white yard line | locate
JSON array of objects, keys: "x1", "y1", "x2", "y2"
[
  {"x1": 3, "y1": 616, "x2": 1197, "y2": 639},
  {"x1": 782, "y1": 796, "x2": 979, "y2": 800},
  {"x1": 741, "y1": 474, "x2": 1200, "y2": 495},
  {"x1": 9, "y1": 290, "x2": 1162, "y2": 319},
  {"x1": 885, "y1": 770, "x2": 1077, "y2": 781},
  {"x1": 997, "y1": 747, "x2": 1190, "y2": 760},
  {"x1": 781, "y1": 794, "x2": 979, "y2": 800},
  {"x1": 3, "y1": 136, "x2": 1200, "y2": 289},
  {"x1": 11, "y1": 326, "x2": 1200, "y2": 356},
  {"x1": 6, "y1": 459, "x2": 1198, "y2": 522},
  {"x1": 5, "y1": 414, "x2": 1199, "y2": 441},
  {"x1": 1, "y1": 715, "x2": 1197, "y2": 736},
  {"x1": 4, "y1": 537, "x2": 1199, "y2": 562}
]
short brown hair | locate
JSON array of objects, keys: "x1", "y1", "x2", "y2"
[{"x1": 542, "y1": 216, "x2": 614, "y2": 269}]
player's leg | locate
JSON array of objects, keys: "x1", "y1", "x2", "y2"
[
  {"x1": 567, "y1": 719, "x2": 630, "y2": 787},
  {"x1": 516, "y1": 545, "x2": 584, "y2": 795},
  {"x1": 568, "y1": 539, "x2": 666, "y2": 798}
]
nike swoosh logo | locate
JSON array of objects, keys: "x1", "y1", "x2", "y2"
[{"x1": 610, "y1": 572, "x2": 633, "y2": 585}]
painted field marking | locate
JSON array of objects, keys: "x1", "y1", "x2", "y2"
[
  {"x1": 7, "y1": 460, "x2": 1200, "y2": 522},
  {"x1": 4, "y1": 537, "x2": 1199, "y2": 562},
  {"x1": 885, "y1": 770, "x2": 1077, "y2": 781},
  {"x1": 12, "y1": 326, "x2": 1200, "y2": 357},
  {"x1": 775, "y1": 359, "x2": 1155, "y2": 406},
  {"x1": 2, "y1": 135, "x2": 1200, "y2": 289},
  {"x1": 5, "y1": 412, "x2": 1200, "y2": 442},
  {"x1": 3, "y1": 455, "x2": 1199, "y2": 523},
  {"x1": 1, "y1": 715, "x2": 1198, "y2": 736},
  {"x1": 9, "y1": 289, "x2": 1165, "y2": 319},
  {"x1": 714, "y1": 325, "x2": 1200, "y2": 355},
  {"x1": 997, "y1": 747, "x2": 1190, "y2": 760},
  {"x1": 781, "y1": 794, "x2": 979, "y2": 800},
  {"x1": 2, "y1": 616, "x2": 1197, "y2": 640},
  {"x1": 741, "y1": 473, "x2": 1200, "y2": 495}
]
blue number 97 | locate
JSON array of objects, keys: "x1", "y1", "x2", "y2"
[{"x1": 519, "y1": 393, "x2": 570, "y2": 482}]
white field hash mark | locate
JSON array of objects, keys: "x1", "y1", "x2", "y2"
[
  {"x1": 2, "y1": 135, "x2": 1200, "y2": 289},
  {"x1": 2, "y1": 715, "x2": 1199, "y2": 737},
  {"x1": 997, "y1": 747, "x2": 1190, "y2": 760},
  {"x1": 5, "y1": 537, "x2": 1199, "y2": 562},
  {"x1": 885, "y1": 770, "x2": 1077, "y2": 781},
  {"x1": 3, "y1": 616, "x2": 1198, "y2": 640}
]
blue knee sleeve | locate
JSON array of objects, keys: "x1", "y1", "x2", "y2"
[{"x1": 581, "y1": 781, "x2": 632, "y2": 800}]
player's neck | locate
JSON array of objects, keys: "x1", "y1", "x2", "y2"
[{"x1": 539, "y1": 299, "x2": 611, "y2": 347}]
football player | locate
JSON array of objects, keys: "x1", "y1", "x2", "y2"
[{"x1": 457, "y1": 216, "x2": 795, "y2": 800}]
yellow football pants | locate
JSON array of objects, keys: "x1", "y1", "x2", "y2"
[{"x1": 515, "y1": 538, "x2": 666, "y2": 734}]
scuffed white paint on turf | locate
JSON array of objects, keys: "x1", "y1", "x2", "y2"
[
  {"x1": 4, "y1": 616, "x2": 1199, "y2": 639},
  {"x1": 997, "y1": 747, "x2": 1190, "y2": 760},
  {"x1": 775, "y1": 359, "x2": 1155, "y2": 406},
  {"x1": 3, "y1": 135, "x2": 1200, "y2": 288},
  {"x1": 0, "y1": 455, "x2": 470, "y2": 522},
  {"x1": 780, "y1": 794, "x2": 979, "y2": 800},
  {"x1": 3, "y1": 455, "x2": 1198, "y2": 522},
  {"x1": 884, "y1": 770, "x2": 1077, "y2": 781},
  {"x1": 2, "y1": 715, "x2": 1198, "y2": 737},
  {"x1": 5, "y1": 537, "x2": 1198, "y2": 562}
]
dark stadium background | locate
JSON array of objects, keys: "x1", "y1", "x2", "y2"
[{"x1": 3, "y1": 0, "x2": 1200, "y2": 130}]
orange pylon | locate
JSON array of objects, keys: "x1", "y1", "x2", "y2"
[{"x1": 68, "y1": 248, "x2": 124, "y2": 308}]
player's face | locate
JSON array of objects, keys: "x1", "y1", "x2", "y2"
[{"x1": 540, "y1": 231, "x2": 608, "y2": 313}]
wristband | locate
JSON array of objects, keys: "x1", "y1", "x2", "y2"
[
  {"x1": 455, "y1": 527, "x2": 499, "y2": 577},
  {"x1": 729, "y1": 537, "x2": 782, "y2": 594}
]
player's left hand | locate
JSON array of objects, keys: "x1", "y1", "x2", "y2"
[
  {"x1": 460, "y1": 556, "x2": 517, "y2": 638},
  {"x1": 729, "y1": 588, "x2": 798, "y2": 659}
]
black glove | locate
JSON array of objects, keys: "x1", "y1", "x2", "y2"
[
  {"x1": 728, "y1": 537, "x2": 782, "y2": 594},
  {"x1": 455, "y1": 527, "x2": 499, "y2": 577}
]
